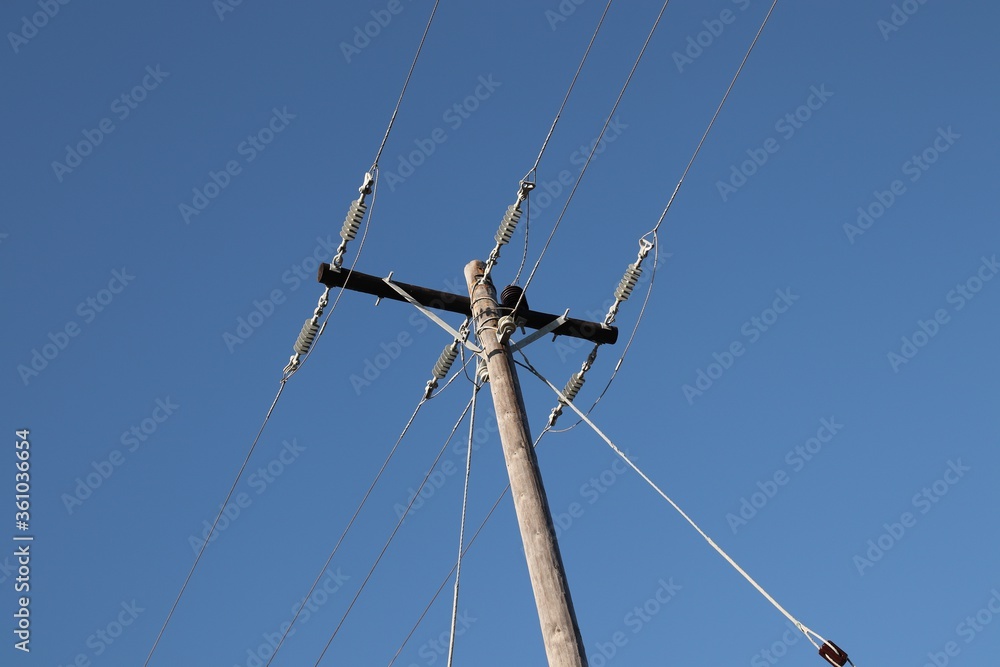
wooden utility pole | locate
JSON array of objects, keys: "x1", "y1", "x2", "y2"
[
  {"x1": 464, "y1": 260, "x2": 589, "y2": 667},
  {"x1": 317, "y1": 259, "x2": 604, "y2": 665}
]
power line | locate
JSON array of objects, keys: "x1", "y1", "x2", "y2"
[
  {"x1": 143, "y1": 380, "x2": 287, "y2": 667},
  {"x1": 231, "y1": 13, "x2": 450, "y2": 659},
  {"x1": 512, "y1": 193, "x2": 530, "y2": 286},
  {"x1": 372, "y1": 0, "x2": 443, "y2": 171},
  {"x1": 481, "y1": 0, "x2": 615, "y2": 284},
  {"x1": 312, "y1": 390, "x2": 479, "y2": 666},
  {"x1": 510, "y1": 0, "x2": 675, "y2": 318},
  {"x1": 385, "y1": 428, "x2": 548, "y2": 667},
  {"x1": 445, "y1": 380, "x2": 478, "y2": 667},
  {"x1": 289, "y1": 0, "x2": 446, "y2": 377},
  {"x1": 549, "y1": 0, "x2": 781, "y2": 432},
  {"x1": 264, "y1": 390, "x2": 428, "y2": 666},
  {"x1": 144, "y1": 176, "x2": 378, "y2": 663},
  {"x1": 265, "y1": 341, "x2": 473, "y2": 665},
  {"x1": 549, "y1": 235, "x2": 660, "y2": 433},
  {"x1": 524, "y1": 0, "x2": 616, "y2": 181},
  {"x1": 285, "y1": 168, "x2": 380, "y2": 380},
  {"x1": 647, "y1": 0, "x2": 780, "y2": 238}
]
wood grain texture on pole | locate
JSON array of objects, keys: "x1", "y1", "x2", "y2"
[{"x1": 464, "y1": 260, "x2": 588, "y2": 667}]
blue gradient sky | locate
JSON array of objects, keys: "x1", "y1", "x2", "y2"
[{"x1": 4, "y1": 1, "x2": 999, "y2": 665}]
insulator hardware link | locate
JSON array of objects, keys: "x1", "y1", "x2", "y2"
[
  {"x1": 332, "y1": 171, "x2": 375, "y2": 270},
  {"x1": 482, "y1": 180, "x2": 535, "y2": 281}
]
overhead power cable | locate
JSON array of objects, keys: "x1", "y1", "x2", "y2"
[
  {"x1": 313, "y1": 391, "x2": 479, "y2": 666},
  {"x1": 143, "y1": 382, "x2": 287, "y2": 667},
  {"x1": 547, "y1": 237, "x2": 656, "y2": 428},
  {"x1": 646, "y1": 0, "x2": 780, "y2": 239},
  {"x1": 385, "y1": 428, "x2": 548, "y2": 667},
  {"x1": 508, "y1": 0, "x2": 675, "y2": 318},
  {"x1": 524, "y1": 0, "x2": 616, "y2": 181},
  {"x1": 548, "y1": 0, "x2": 780, "y2": 431},
  {"x1": 284, "y1": 169, "x2": 378, "y2": 380},
  {"x1": 372, "y1": 0, "x2": 442, "y2": 171},
  {"x1": 445, "y1": 380, "x2": 478, "y2": 667},
  {"x1": 480, "y1": 0, "x2": 615, "y2": 283},
  {"x1": 551, "y1": 236, "x2": 660, "y2": 432},
  {"x1": 265, "y1": 394, "x2": 424, "y2": 666},
  {"x1": 512, "y1": 193, "x2": 531, "y2": 286},
  {"x1": 287, "y1": 0, "x2": 444, "y2": 378},
  {"x1": 520, "y1": 356, "x2": 856, "y2": 667},
  {"x1": 264, "y1": 342, "x2": 472, "y2": 666}
]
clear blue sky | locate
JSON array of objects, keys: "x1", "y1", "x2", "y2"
[{"x1": 4, "y1": 1, "x2": 999, "y2": 665}]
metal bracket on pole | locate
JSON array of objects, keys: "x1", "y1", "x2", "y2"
[
  {"x1": 382, "y1": 275, "x2": 482, "y2": 353},
  {"x1": 510, "y1": 310, "x2": 569, "y2": 353}
]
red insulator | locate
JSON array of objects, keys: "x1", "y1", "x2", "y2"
[{"x1": 818, "y1": 640, "x2": 850, "y2": 667}]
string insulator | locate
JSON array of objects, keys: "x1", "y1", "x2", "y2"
[
  {"x1": 494, "y1": 204, "x2": 522, "y2": 246},
  {"x1": 432, "y1": 344, "x2": 459, "y2": 380},
  {"x1": 548, "y1": 373, "x2": 583, "y2": 427},
  {"x1": 293, "y1": 318, "x2": 320, "y2": 355},
  {"x1": 562, "y1": 372, "x2": 585, "y2": 404},
  {"x1": 614, "y1": 263, "x2": 642, "y2": 302},
  {"x1": 341, "y1": 198, "x2": 367, "y2": 243}
]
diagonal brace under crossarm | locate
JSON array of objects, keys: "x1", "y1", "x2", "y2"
[
  {"x1": 510, "y1": 311, "x2": 569, "y2": 352},
  {"x1": 382, "y1": 275, "x2": 481, "y2": 352}
]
